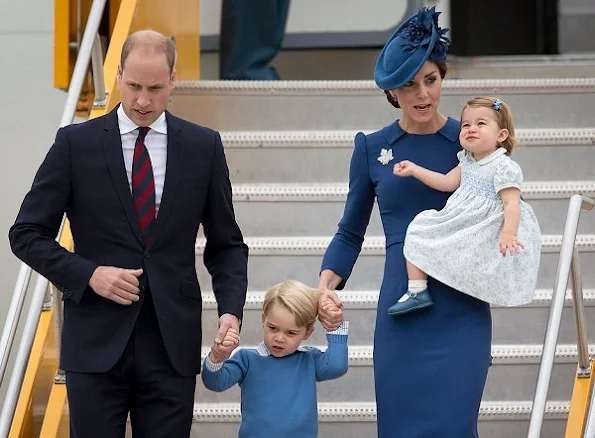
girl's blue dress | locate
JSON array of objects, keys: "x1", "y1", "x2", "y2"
[
  {"x1": 321, "y1": 118, "x2": 492, "y2": 438},
  {"x1": 405, "y1": 147, "x2": 542, "y2": 307}
]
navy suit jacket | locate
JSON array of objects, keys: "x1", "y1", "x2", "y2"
[{"x1": 9, "y1": 107, "x2": 248, "y2": 376}]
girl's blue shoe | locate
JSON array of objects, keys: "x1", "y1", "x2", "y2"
[{"x1": 387, "y1": 289, "x2": 433, "y2": 316}]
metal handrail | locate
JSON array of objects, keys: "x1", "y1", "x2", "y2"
[
  {"x1": 583, "y1": 375, "x2": 595, "y2": 436},
  {"x1": 0, "y1": 0, "x2": 108, "y2": 436},
  {"x1": 61, "y1": 0, "x2": 107, "y2": 127},
  {"x1": 527, "y1": 194, "x2": 595, "y2": 438},
  {"x1": 572, "y1": 247, "x2": 590, "y2": 375},
  {"x1": 0, "y1": 265, "x2": 33, "y2": 386},
  {"x1": 91, "y1": 33, "x2": 108, "y2": 108}
]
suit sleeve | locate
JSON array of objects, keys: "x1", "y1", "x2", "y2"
[
  {"x1": 320, "y1": 132, "x2": 375, "y2": 289},
  {"x1": 8, "y1": 127, "x2": 98, "y2": 303},
  {"x1": 202, "y1": 132, "x2": 249, "y2": 320}
]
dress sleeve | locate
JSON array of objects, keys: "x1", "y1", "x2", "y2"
[
  {"x1": 493, "y1": 158, "x2": 523, "y2": 193},
  {"x1": 320, "y1": 133, "x2": 375, "y2": 289},
  {"x1": 456, "y1": 149, "x2": 467, "y2": 166}
]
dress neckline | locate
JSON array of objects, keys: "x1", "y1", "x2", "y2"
[
  {"x1": 382, "y1": 117, "x2": 459, "y2": 145},
  {"x1": 469, "y1": 147, "x2": 507, "y2": 166}
]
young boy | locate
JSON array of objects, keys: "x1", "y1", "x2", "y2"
[{"x1": 202, "y1": 280, "x2": 348, "y2": 438}]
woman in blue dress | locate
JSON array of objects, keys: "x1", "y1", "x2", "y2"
[{"x1": 317, "y1": 7, "x2": 492, "y2": 437}]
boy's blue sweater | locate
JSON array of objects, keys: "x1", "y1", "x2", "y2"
[{"x1": 201, "y1": 325, "x2": 348, "y2": 438}]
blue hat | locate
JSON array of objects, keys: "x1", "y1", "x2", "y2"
[{"x1": 375, "y1": 7, "x2": 450, "y2": 90}]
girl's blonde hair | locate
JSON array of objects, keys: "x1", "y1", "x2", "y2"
[
  {"x1": 461, "y1": 97, "x2": 518, "y2": 155},
  {"x1": 263, "y1": 280, "x2": 318, "y2": 329}
]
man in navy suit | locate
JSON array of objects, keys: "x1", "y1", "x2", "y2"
[{"x1": 9, "y1": 29, "x2": 248, "y2": 437}]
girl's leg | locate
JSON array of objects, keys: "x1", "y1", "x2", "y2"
[
  {"x1": 388, "y1": 260, "x2": 433, "y2": 315},
  {"x1": 401, "y1": 260, "x2": 428, "y2": 300},
  {"x1": 406, "y1": 260, "x2": 428, "y2": 281}
]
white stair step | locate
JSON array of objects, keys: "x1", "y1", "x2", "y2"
[
  {"x1": 227, "y1": 183, "x2": 595, "y2": 235},
  {"x1": 170, "y1": 78, "x2": 595, "y2": 130},
  {"x1": 196, "y1": 234, "x2": 595, "y2": 255},
  {"x1": 220, "y1": 128, "x2": 595, "y2": 148},
  {"x1": 230, "y1": 181, "x2": 595, "y2": 201},
  {"x1": 201, "y1": 288, "x2": 595, "y2": 310},
  {"x1": 195, "y1": 234, "x2": 595, "y2": 292},
  {"x1": 200, "y1": 289, "x2": 595, "y2": 346},
  {"x1": 219, "y1": 129, "x2": 595, "y2": 183},
  {"x1": 194, "y1": 343, "x2": 592, "y2": 402}
]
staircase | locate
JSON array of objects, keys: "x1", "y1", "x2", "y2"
[{"x1": 168, "y1": 66, "x2": 595, "y2": 437}]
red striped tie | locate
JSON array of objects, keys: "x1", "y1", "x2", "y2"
[{"x1": 132, "y1": 127, "x2": 155, "y2": 245}]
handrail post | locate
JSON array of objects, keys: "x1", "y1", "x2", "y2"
[
  {"x1": 0, "y1": 265, "x2": 33, "y2": 387},
  {"x1": 0, "y1": 277, "x2": 50, "y2": 438},
  {"x1": 571, "y1": 247, "x2": 590, "y2": 375},
  {"x1": 91, "y1": 33, "x2": 108, "y2": 108},
  {"x1": 527, "y1": 194, "x2": 585, "y2": 437},
  {"x1": 60, "y1": 0, "x2": 108, "y2": 127}
]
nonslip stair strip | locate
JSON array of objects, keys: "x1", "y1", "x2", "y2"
[
  {"x1": 175, "y1": 78, "x2": 595, "y2": 94},
  {"x1": 200, "y1": 289, "x2": 595, "y2": 309},
  {"x1": 198, "y1": 344, "x2": 595, "y2": 366},
  {"x1": 195, "y1": 235, "x2": 595, "y2": 255},
  {"x1": 231, "y1": 181, "x2": 595, "y2": 202},
  {"x1": 219, "y1": 128, "x2": 595, "y2": 148},
  {"x1": 191, "y1": 401, "x2": 570, "y2": 422}
]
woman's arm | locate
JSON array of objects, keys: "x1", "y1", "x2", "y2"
[
  {"x1": 499, "y1": 187, "x2": 524, "y2": 256},
  {"x1": 318, "y1": 269, "x2": 343, "y2": 291},
  {"x1": 320, "y1": 133, "x2": 375, "y2": 289},
  {"x1": 394, "y1": 161, "x2": 461, "y2": 192}
]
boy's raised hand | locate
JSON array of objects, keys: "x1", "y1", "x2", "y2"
[{"x1": 209, "y1": 328, "x2": 240, "y2": 363}]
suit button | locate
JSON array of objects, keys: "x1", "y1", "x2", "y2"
[
  {"x1": 139, "y1": 285, "x2": 146, "y2": 292},
  {"x1": 144, "y1": 252, "x2": 150, "y2": 259}
]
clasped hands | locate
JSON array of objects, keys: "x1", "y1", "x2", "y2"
[
  {"x1": 209, "y1": 314, "x2": 242, "y2": 363},
  {"x1": 317, "y1": 290, "x2": 344, "y2": 331}
]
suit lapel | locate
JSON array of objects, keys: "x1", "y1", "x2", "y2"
[
  {"x1": 101, "y1": 107, "x2": 145, "y2": 247},
  {"x1": 148, "y1": 112, "x2": 185, "y2": 249}
]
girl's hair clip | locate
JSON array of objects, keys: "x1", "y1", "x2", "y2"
[{"x1": 493, "y1": 99, "x2": 502, "y2": 111}]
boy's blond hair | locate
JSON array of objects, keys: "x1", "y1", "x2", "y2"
[{"x1": 263, "y1": 280, "x2": 318, "y2": 329}]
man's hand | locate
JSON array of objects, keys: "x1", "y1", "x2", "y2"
[
  {"x1": 209, "y1": 328, "x2": 240, "y2": 363},
  {"x1": 215, "y1": 313, "x2": 241, "y2": 345},
  {"x1": 88, "y1": 266, "x2": 143, "y2": 305},
  {"x1": 318, "y1": 289, "x2": 344, "y2": 330}
]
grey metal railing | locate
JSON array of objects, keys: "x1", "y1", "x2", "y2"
[
  {"x1": 0, "y1": 0, "x2": 107, "y2": 436},
  {"x1": 528, "y1": 194, "x2": 595, "y2": 438}
]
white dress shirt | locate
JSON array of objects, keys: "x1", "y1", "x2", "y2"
[{"x1": 117, "y1": 105, "x2": 167, "y2": 214}]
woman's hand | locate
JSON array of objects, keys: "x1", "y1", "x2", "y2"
[
  {"x1": 393, "y1": 160, "x2": 418, "y2": 177},
  {"x1": 500, "y1": 232, "x2": 524, "y2": 256}
]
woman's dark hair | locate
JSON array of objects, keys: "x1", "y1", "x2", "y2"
[{"x1": 383, "y1": 60, "x2": 448, "y2": 109}]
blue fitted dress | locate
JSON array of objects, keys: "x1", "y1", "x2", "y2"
[{"x1": 321, "y1": 118, "x2": 492, "y2": 438}]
